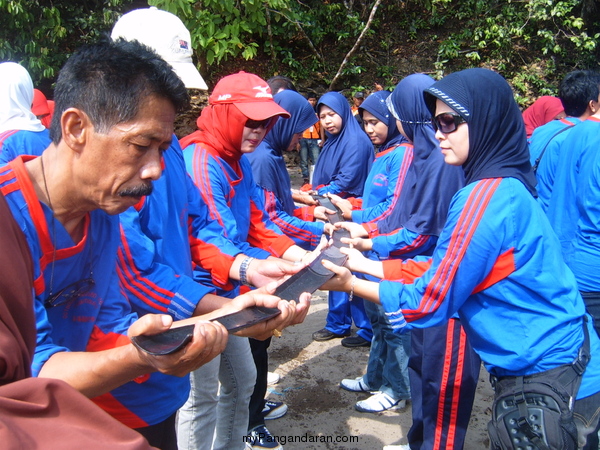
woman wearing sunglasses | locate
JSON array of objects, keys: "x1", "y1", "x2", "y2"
[
  {"x1": 337, "y1": 74, "x2": 480, "y2": 448},
  {"x1": 323, "y1": 68, "x2": 600, "y2": 449},
  {"x1": 179, "y1": 72, "x2": 316, "y2": 450}
]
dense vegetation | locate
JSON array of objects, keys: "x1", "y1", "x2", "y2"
[{"x1": 1, "y1": 0, "x2": 599, "y2": 105}]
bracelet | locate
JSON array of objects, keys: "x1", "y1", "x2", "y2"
[
  {"x1": 239, "y1": 256, "x2": 254, "y2": 287},
  {"x1": 348, "y1": 275, "x2": 356, "y2": 302}
]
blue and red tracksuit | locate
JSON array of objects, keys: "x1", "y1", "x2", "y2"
[
  {"x1": 379, "y1": 177, "x2": 600, "y2": 398},
  {"x1": 358, "y1": 143, "x2": 477, "y2": 449},
  {"x1": 327, "y1": 143, "x2": 416, "y2": 340},
  {"x1": 359, "y1": 143, "x2": 437, "y2": 260},
  {"x1": 246, "y1": 138, "x2": 325, "y2": 251},
  {"x1": 117, "y1": 141, "x2": 243, "y2": 319},
  {"x1": 0, "y1": 128, "x2": 50, "y2": 164},
  {"x1": 258, "y1": 189, "x2": 324, "y2": 250},
  {"x1": 0, "y1": 155, "x2": 190, "y2": 428},
  {"x1": 182, "y1": 144, "x2": 295, "y2": 295},
  {"x1": 352, "y1": 143, "x2": 412, "y2": 225}
]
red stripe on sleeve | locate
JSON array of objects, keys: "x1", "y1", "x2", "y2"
[{"x1": 406, "y1": 179, "x2": 500, "y2": 320}]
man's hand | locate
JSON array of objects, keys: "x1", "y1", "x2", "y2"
[{"x1": 128, "y1": 314, "x2": 228, "y2": 377}]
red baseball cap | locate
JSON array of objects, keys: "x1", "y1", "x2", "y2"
[{"x1": 209, "y1": 71, "x2": 291, "y2": 120}]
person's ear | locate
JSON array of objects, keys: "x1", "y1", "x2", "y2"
[{"x1": 60, "y1": 107, "x2": 92, "y2": 153}]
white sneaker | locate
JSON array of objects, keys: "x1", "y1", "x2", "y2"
[
  {"x1": 267, "y1": 371, "x2": 280, "y2": 385},
  {"x1": 340, "y1": 376, "x2": 371, "y2": 393},
  {"x1": 355, "y1": 392, "x2": 406, "y2": 413},
  {"x1": 383, "y1": 445, "x2": 411, "y2": 450}
]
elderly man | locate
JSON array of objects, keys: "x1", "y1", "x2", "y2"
[{"x1": 0, "y1": 38, "x2": 306, "y2": 449}]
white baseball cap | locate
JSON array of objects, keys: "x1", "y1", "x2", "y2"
[{"x1": 111, "y1": 7, "x2": 208, "y2": 90}]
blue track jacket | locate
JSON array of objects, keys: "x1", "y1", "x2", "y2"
[{"x1": 378, "y1": 177, "x2": 600, "y2": 398}]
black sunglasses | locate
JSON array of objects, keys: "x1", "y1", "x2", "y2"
[
  {"x1": 245, "y1": 118, "x2": 273, "y2": 129},
  {"x1": 432, "y1": 113, "x2": 466, "y2": 134},
  {"x1": 45, "y1": 276, "x2": 95, "y2": 308}
]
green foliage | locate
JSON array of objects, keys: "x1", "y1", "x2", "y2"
[
  {"x1": 2, "y1": 0, "x2": 598, "y2": 102},
  {"x1": 428, "y1": 0, "x2": 599, "y2": 103},
  {"x1": 150, "y1": 0, "x2": 287, "y2": 65},
  {"x1": 149, "y1": 0, "x2": 378, "y2": 84},
  {"x1": 0, "y1": 0, "x2": 126, "y2": 87}
]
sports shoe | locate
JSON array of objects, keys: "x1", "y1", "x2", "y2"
[
  {"x1": 383, "y1": 445, "x2": 411, "y2": 450},
  {"x1": 340, "y1": 376, "x2": 372, "y2": 393},
  {"x1": 355, "y1": 392, "x2": 406, "y2": 413},
  {"x1": 263, "y1": 399, "x2": 288, "y2": 420},
  {"x1": 246, "y1": 425, "x2": 283, "y2": 450},
  {"x1": 267, "y1": 371, "x2": 280, "y2": 385},
  {"x1": 312, "y1": 328, "x2": 351, "y2": 341},
  {"x1": 341, "y1": 335, "x2": 371, "y2": 348}
]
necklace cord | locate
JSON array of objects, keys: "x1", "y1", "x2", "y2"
[{"x1": 40, "y1": 155, "x2": 56, "y2": 296}]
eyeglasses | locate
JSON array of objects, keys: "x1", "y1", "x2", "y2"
[
  {"x1": 245, "y1": 118, "x2": 273, "y2": 129},
  {"x1": 432, "y1": 112, "x2": 466, "y2": 134},
  {"x1": 44, "y1": 276, "x2": 95, "y2": 308}
]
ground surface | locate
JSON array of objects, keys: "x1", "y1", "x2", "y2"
[{"x1": 260, "y1": 164, "x2": 494, "y2": 450}]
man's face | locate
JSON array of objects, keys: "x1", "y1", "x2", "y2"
[{"x1": 81, "y1": 94, "x2": 175, "y2": 215}]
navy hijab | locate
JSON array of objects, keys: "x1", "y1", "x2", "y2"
[
  {"x1": 359, "y1": 90, "x2": 406, "y2": 150},
  {"x1": 378, "y1": 74, "x2": 465, "y2": 236},
  {"x1": 423, "y1": 68, "x2": 537, "y2": 196},
  {"x1": 246, "y1": 90, "x2": 317, "y2": 213},
  {"x1": 311, "y1": 91, "x2": 373, "y2": 196}
]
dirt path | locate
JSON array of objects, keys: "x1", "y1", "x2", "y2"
[{"x1": 264, "y1": 292, "x2": 493, "y2": 450}]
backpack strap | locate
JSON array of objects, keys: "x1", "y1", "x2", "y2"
[{"x1": 532, "y1": 120, "x2": 576, "y2": 174}]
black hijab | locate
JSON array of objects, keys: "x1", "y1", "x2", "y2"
[{"x1": 423, "y1": 68, "x2": 537, "y2": 196}]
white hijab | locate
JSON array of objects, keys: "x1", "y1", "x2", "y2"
[{"x1": 0, "y1": 62, "x2": 45, "y2": 133}]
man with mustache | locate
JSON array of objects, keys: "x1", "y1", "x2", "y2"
[{"x1": 0, "y1": 37, "x2": 305, "y2": 449}]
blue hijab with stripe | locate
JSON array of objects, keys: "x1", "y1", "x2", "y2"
[
  {"x1": 246, "y1": 90, "x2": 317, "y2": 213},
  {"x1": 312, "y1": 91, "x2": 373, "y2": 196},
  {"x1": 378, "y1": 74, "x2": 465, "y2": 236},
  {"x1": 423, "y1": 68, "x2": 536, "y2": 196},
  {"x1": 358, "y1": 90, "x2": 406, "y2": 150}
]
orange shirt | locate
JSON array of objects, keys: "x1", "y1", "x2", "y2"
[{"x1": 302, "y1": 120, "x2": 320, "y2": 139}]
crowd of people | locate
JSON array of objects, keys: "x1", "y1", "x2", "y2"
[{"x1": 1, "y1": 5, "x2": 600, "y2": 450}]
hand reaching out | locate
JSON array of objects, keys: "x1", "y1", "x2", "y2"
[
  {"x1": 329, "y1": 194, "x2": 352, "y2": 220},
  {"x1": 247, "y1": 257, "x2": 304, "y2": 288},
  {"x1": 128, "y1": 314, "x2": 228, "y2": 377},
  {"x1": 335, "y1": 221, "x2": 368, "y2": 239}
]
